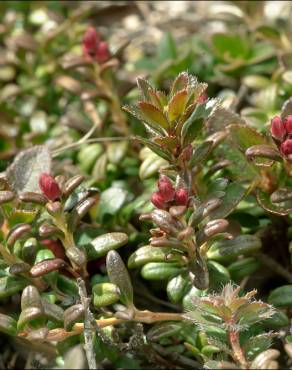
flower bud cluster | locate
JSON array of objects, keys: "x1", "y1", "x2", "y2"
[
  {"x1": 82, "y1": 27, "x2": 110, "y2": 64},
  {"x1": 271, "y1": 115, "x2": 292, "y2": 158},
  {"x1": 151, "y1": 176, "x2": 189, "y2": 209}
]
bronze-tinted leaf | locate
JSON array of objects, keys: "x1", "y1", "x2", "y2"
[
  {"x1": 64, "y1": 304, "x2": 84, "y2": 331},
  {"x1": 86, "y1": 232, "x2": 128, "y2": 260},
  {"x1": 138, "y1": 101, "x2": 169, "y2": 130},
  {"x1": 21, "y1": 285, "x2": 43, "y2": 311},
  {"x1": 170, "y1": 72, "x2": 189, "y2": 96},
  {"x1": 42, "y1": 299, "x2": 64, "y2": 323},
  {"x1": 106, "y1": 250, "x2": 134, "y2": 308},
  {"x1": 245, "y1": 144, "x2": 281, "y2": 166},
  {"x1": 19, "y1": 192, "x2": 47, "y2": 205},
  {"x1": 66, "y1": 246, "x2": 86, "y2": 267},
  {"x1": 7, "y1": 223, "x2": 32, "y2": 248},
  {"x1": 270, "y1": 188, "x2": 292, "y2": 203},
  {"x1": 17, "y1": 307, "x2": 44, "y2": 331},
  {"x1": 63, "y1": 175, "x2": 85, "y2": 198},
  {"x1": 55, "y1": 76, "x2": 81, "y2": 94},
  {"x1": 168, "y1": 89, "x2": 188, "y2": 122},
  {"x1": 135, "y1": 136, "x2": 172, "y2": 161},
  {"x1": 30, "y1": 258, "x2": 66, "y2": 277}
]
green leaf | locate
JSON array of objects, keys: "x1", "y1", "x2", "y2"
[
  {"x1": 6, "y1": 145, "x2": 51, "y2": 194},
  {"x1": 181, "y1": 99, "x2": 217, "y2": 145},
  {"x1": 0, "y1": 313, "x2": 17, "y2": 336},
  {"x1": 268, "y1": 285, "x2": 292, "y2": 307},
  {"x1": 228, "y1": 124, "x2": 268, "y2": 150},
  {"x1": 92, "y1": 282, "x2": 120, "y2": 307},
  {"x1": 189, "y1": 141, "x2": 213, "y2": 167},
  {"x1": 228, "y1": 257, "x2": 261, "y2": 282},
  {"x1": 0, "y1": 276, "x2": 27, "y2": 299},
  {"x1": 167, "y1": 274, "x2": 189, "y2": 303},
  {"x1": 107, "y1": 141, "x2": 128, "y2": 165},
  {"x1": 98, "y1": 187, "x2": 129, "y2": 220},
  {"x1": 209, "y1": 182, "x2": 249, "y2": 219},
  {"x1": 263, "y1": 310, "x2": 289, "y2": 329},
  {"x1": 77, "y1": 144, "x2": 103, "y2": 173},
  {"x1": 207, "y1": 235, "x2": 261, "y2": 262},
  {"x1": 56, "y1": 274, "x2": 78, "y2": 297},
  {"x1": 106, "y1": 251, "x2": 134, "y2": 308},
  {"x1": 158, "y1": 32, "x2": 177, "y2": 61},
  {"x1": 147, "y1": 322, "x2": 182, "y2": 341},
  {"x1": 207, "y1": 107, "x2": 245, "y2": 134},
  {"x1": 243, "y1": 334, "x2": 273, "y2": 361},
  {"x1": 141, "y1": 262, "x2": 182, "y2": 280},
  {"x1": 208, "y1": 261, "x2": 230, "y2": 290},
  {"x1": 212, "y1": 33, "x2": 250, "y2": 60},
  {"x1": 128, "y1": 245, "x2": 179, "y2": 269},
  {"x1": 85, "y1": 232, "x2": 128, "y2": 260},
  {"x1": 139, "y1": 153, "x2": 167, "y2": 180}
]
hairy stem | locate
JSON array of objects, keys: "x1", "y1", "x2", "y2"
[
  {"x1": 77, "y1": 278, "x2": 97, "y2": 370},
  {"x1": 229, "y1": 318, "x2": 247, "y2": 368}
]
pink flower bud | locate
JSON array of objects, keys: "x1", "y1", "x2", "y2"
[
  {"x1": 271, "y1": 116, "x2": 286, "y2": 141},
  {"x1": 96, "y1": 41, "x2": 110, "y2": 64},
  {"x1": 41, "y1": 239, "x2": 65, "y2": 260},
  {"x1": 39, "y1": 173, "x2": 62, "y2": 201},
  {"x1": 285, "y1": 115, "x2": 292, "y2": 135},
  {"x1": 151, "y1": 192, "x2": 165, "y2": 209},
  {"x1": 175, "y1": 188, "x2": 189, "y2": 206},
  {"x1": 82, "y1": 27, "x2": 110, "y2": 64},
  {"x1": 280, "y1": 139, "x2": 292, "y2": 156},
  {"x1": 158, "y1": 176, "x2": 175, "y2": 202}
]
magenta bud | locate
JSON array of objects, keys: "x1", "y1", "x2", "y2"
[
  {"x1": 97, "y1": 41, "x2": 110, "y2": 64},
  {"x1": 82, "y1": 27, "x2": 110, "y2": 64},
  {"x1": 151, "y1": 192, "x2": 165, "y2": 209},
  {"x1": 271, "y1": 116, "x2": 286, "y2": 141},
  {"x1": 157, "y1": 176, "x2": 175, "y2": 202},
  {"x1": 280, "y1": 139, "x2": 292, "y2": 156},
  {"x1": 39, "y1": 173, "x2": 62, "y2": 201},
  {"x1": 175, "y1": 188, "x2": 189, "y2": 206},
  {"x1": 83, "y1": 27, "x2": 100, "y2": 55},
  {"x1": 285, "y1": 115, "x2": 292, "y2": 135}
]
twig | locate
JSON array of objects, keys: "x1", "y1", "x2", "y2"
[
  {"x1": 256, "y1": 252, "x2": 292, "y2": 283},
  {"x1": 77, "y1": 278, "x2": 97, "y2": 370}
]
